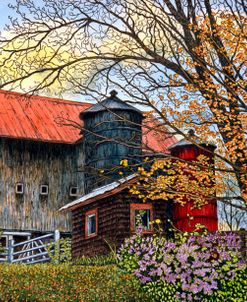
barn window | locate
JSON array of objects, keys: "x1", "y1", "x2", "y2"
[
  {"x1": 85, "y1": 209, "x2": 98, "y2": 238},
  {"x1": 130, "y1": 204, "x2": 153, "y2": 233},
  {"x1": 15, "y1": 183, "x2": 24, "y2": 195},
  {"x1": 40, "y1": 185, "x2": 49, "y2": 196},
  {"x1": 69, "y1": 186, "x2": 78, "y2": 197}
]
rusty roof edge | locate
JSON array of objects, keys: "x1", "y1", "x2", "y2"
[
  {"x1": 0, "y1": 134, "x2": 82, "y2": 145},
  {"x1": 59, "y1": 174, "x2": 137, "y2": 213}
]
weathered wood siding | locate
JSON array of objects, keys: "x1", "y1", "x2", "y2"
[
  {"x1": 0, "y1": 138, "x2": 85, "y2": 232},
  {"x1": 71, "y1": 190, "x2": 169, "y2": 258}
]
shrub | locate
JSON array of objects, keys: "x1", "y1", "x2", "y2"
[
  {"x1": 208, "y1": 264, "x2": 247, "y2": 302},
  {"x1": 74, "y1": 252, "x2": 117, "y2": 266},
  {"x1": 118, "y1": 230, "x2": 246, "y2": 302},
  {"x1": 47, "y1": 238, "x2": 72, "y2": 264}
]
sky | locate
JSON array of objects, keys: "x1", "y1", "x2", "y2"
[
  {"x1": 0, "y1": 0, "x2": 133, "y2": 103},
  {"x1": 0, "y1": 0, "x2": 17, "y2": 30},
  {"x1": 0, "y1": 0, "x2": 88, "y2": 102}
]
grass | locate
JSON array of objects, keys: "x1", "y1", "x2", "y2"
[{"x1": 0, "y1": 263, "x2": 146, "y2": 302}]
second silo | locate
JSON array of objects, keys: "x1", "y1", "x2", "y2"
[
  {"x1": 80, "y1": 90, "x2": 143, "y2": 194},
  {"x1": 169, "y1": 131, "x2": 218, "y2": 232}
]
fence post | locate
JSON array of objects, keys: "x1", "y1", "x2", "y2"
[
  {"x1": 7, "y1": 238, "x2": 14, "y2": 263},
  {"x1": 54, "y1": 230, "x2": 60, "y2": 264}
]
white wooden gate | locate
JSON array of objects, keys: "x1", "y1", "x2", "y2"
[{"x1": 0, "y1": 230, "x2": 60, "y2": 264}]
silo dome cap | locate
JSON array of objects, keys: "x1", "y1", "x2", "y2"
[
  {"x1": 80, "y1": 90, "x2": 142, "y2": 119},
  {"x1": 168, "y1": 129, "x2": 216, "y2": 150}
]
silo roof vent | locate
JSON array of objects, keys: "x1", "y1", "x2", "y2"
[{"x1": 80, "y1": 90, "x2": 142, "y2": 119}]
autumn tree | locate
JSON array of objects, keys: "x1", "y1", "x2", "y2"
[
  {"x1": 0, "y1": 0, "x2": 246, "y2": 210},
  {"x1": 218, "y1": 199, "x2": 247, "y2": 231}
]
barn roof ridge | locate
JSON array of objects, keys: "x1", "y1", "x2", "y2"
[
  {"x1": 0, "y1": 89, "x2": 91, "y2": 107},
  {"x1": 59, "y1": 174, "x2": 137, "y2": 212}
]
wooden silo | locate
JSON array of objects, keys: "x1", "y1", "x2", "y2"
[
  {"x1": 169, "y1": 133, "x2": 218, "y2": 232},
  {"x1": 80, "y1": 90, "x2": 143, "y2": 194}
]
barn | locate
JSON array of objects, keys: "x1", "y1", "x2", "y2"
[
  {"x1": 0, "y1": 88, "x2": 218, "y2": 258},
  {"x1": 0, "y1": 89, "x2": 177, "y2": 250},
  {"x1": 59, "y1": 91, "x2": 218, "y2": 258},
  {"x1": 0, "y1": 89, "x2": 93, "y2": 249}
]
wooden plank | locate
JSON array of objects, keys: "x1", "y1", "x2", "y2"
[
  {"x1": 35, "y1": 240, "x2": 47, "y2": 259},
  {"x1": 7, "y1": 239, "x2": 14, "y2": 263}
]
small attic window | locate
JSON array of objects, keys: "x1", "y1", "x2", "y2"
[
  {"x1": 16, "y1": 183, "x2": 24, "y2": 195},
  {"x1": 69, "y1": 186, "x2": 78, "y2": 197},
  {"x1": 40, "y1": 185, "x2": 49, "y2": 196}
]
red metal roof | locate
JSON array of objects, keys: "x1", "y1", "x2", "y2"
[
  {"x1": 0, "y1": 90, "x2": 177, "y2": 149},
  {"x1": 0, "y1": 89, "x2": 91, "y2": 144},
  {"x1": 142, "y1": 118, "x2": 177, "y2": 153}
]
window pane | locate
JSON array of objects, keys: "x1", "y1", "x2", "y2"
[
  {"x1": 135, "y1": 209, "x2": 151, "y2": 230},
  {"x1": 88, "y1": 214, "x2": 96, "y2": 235}
]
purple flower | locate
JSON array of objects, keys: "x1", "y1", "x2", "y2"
[
  {"x1": 156, "y1": 267, "x2": 163, "y2": 276},
  {"x1": 164, "y1": 273, "x2": 176, "y2": 284},
  {"x1": 203, "y1": 284, "x2": 213, "y2": 295},
  {"x1": 118, "y1": 230, "x2": 242, "y2": 300},
  {"x1": 134, "y1": 271, "x2": 142, "y2": 278},
  {"x1": 190, "y1": 283, "x2": 200, "y2": 294},
  {"x1": 140, "y1": 276, "x2": 151, "y2": 284},
  {"x1": 181, "y1": 293, "x2": 186, "y2": 299},
  {"x1": 194, "y1": 268, "x2": 209, "y2": 277}
]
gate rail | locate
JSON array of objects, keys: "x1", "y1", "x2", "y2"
[{"x1": 0, "y1": 230, "x2": 60, "y2": 264}]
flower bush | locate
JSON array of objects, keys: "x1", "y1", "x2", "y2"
[
  {"x1": 208, "y1": 264, "x2": 247, "y2": 302},
  {"x1": 118, "y1": 229, "x2": 246, "y2": 302}
]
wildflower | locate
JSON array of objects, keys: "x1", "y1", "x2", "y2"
[{"x1": 140, "y1": 276, "x2": 151, "y2": 284}]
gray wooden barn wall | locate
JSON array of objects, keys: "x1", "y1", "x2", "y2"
[{"x1": 0, "y1": 138, "x2": 85, "y2": 232}]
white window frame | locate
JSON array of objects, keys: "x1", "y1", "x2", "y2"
[
  {"x1": 69, "y1": 186, "x2": 78, "y2": 197},
  {"x1": 40, "y1": 185, "x2": 49, "y2": 196},
  {"x1": 15, "y1": 183, "x2": 24, "y2": 195}
]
